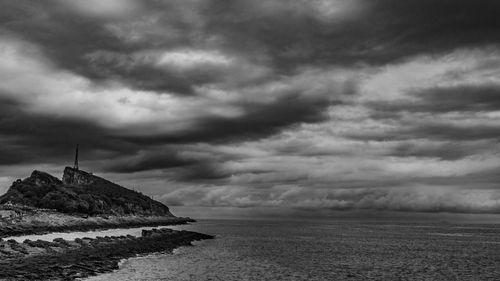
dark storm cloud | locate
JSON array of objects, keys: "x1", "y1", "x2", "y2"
[
  {"x1": 406, "y1": 124, "x2": 500, "y2": 141},
  {"x1": 0, "y1": 97, "x2": 217, "y2": 173},
  {"x1": 0, "y1": 97, "x2": 136, "y2": 167},
  {"x1": 104, "y1": 150, "x2": 197, "y2": 173},
  {"x1": 100, "y1": 94, "x2": 338, "y2": 175},
  {"x1": 0, "y1": 1, "x2": 119, "y2": 74},
  {"x1": 347, "y1": 123, "x2": 500, "y2": 142},
  {"x1": 0, "y1": 0, "x2": 205, "y2": 95},
  {"x1": 175, "y1": 163, "x2": 232, "y2": 182},
  {"x1": 369, "y1": 85, "x2": 500, "y2": 114},
  {"x1": 3, "y1": 0, "x2": 500, "y2": 214},
  {"x1": 201, "y1": 0, "x2": 500, "y2": 69},
  {"x1": 85, "y1": 51, "x2": 203, "y2": 95},
  {"x1": 4, "y1": 0, "x2": 500, "y2": 94},
  {"x1": 354, "y1": 84, "x2": 500, "y2": 145},
  {"x1": 388, "y1": 142, "x2": 478, "y2": 161},
  {"x1": 123, "y1": 93, "x2": 334, "y2": 144}
]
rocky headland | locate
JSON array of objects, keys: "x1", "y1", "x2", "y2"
[
  {"x1": 0, "y1": 167, "x2": 214, "y2": 280},
  {"x1": 0, "y1": 167, "x2": 191, "y2": 236},
  {"x1": 2, "y1": 167, "x2": 172, "y2": 216}
]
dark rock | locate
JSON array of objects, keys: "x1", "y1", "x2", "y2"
[
  {"x1": 27, "y1": 240, "x2": 52, "y2": 249},
  {"x1": 53, "y1": 238, "x2": 71, "y2": 247},
  {"x1": 29, "y1": 171, "x2": 62, "y2": 187},
  {"x1": 62, "y1": 167, "x2": 95, "y2": 186},
  {"x1": 0, "y1": 229, "x2": 214, "y2": 280}
]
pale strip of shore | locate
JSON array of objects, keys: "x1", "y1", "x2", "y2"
[
  {"x1": 3, "y1": 224, "x2": 184, "y2": 243},
  {"x1": 0, "y1": 205, "x2": 194, "y2": 238},
  {"x1": 0, "y1": 205, "x2": 214, "y2": 280}
]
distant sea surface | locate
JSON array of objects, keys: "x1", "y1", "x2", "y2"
[{"x1": 84, "y1": 217, "x2": 500, "y2": 280}]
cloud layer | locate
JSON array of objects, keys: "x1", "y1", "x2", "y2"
[{"x1": 2, "y1": 0, "x2": 500, "y2": 214}]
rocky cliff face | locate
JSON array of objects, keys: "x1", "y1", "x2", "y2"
[
  {"x1": 62, "y1": 167, "x2": 96, "y2": 186},
  {"x1": 0, "y1": 167, "x2": 174, "y2": 217},
  {"x1": 28, "y1": 171, "x2": 62, "y2": 187}
]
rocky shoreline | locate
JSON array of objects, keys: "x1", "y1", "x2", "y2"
[
  {"x1": 0, "y1": 168, "x2": 214, "y2": 280},
  {"x1": 0, "y1": 213, "x2": 194, "y2": 238},
  {"x1": 0, "y1": 207, "x2": 214, "y2": 280},
  {"x1": 0, "y1": 204, "x2": 194, "y2": 238},
  {"x1": 0, "y1": 228, "x2": 214, "y2": 280}
]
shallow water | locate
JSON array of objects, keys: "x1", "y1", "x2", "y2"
[{"x1": 82, "y1": 218, "x2": 500, "y2": 280}]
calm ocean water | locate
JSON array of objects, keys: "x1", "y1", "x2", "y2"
[{"x1": 84, "y1": 218, "x2": 500, "y2": 280}]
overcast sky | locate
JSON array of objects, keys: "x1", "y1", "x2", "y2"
[{"x1": 2, "y1": 0, "x2": 500, "y2": 215}]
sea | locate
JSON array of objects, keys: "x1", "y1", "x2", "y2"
[{"x1": 81, "y1": 216, "x2": 500, "y2": 281}]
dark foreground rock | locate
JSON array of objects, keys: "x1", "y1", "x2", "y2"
[{"x1": 0, "y1": 228, "x2": 214, "y2": 280}]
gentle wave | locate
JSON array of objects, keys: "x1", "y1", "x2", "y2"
[{"x1": 81, "y1": 219, "x2": 500, "y2": 280}]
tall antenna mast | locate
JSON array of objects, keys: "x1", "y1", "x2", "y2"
[{"x1": 74, "y1": 144, "x2": 79, "y2": 170}]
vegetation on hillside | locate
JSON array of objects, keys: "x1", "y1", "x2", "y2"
[{"x1": 0, "y1": 170, "x2": 172, "y2": 216}]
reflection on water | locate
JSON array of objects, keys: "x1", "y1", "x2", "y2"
[{"x1": 83, "y1": 219, "x2": 500, "y2": 281}]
